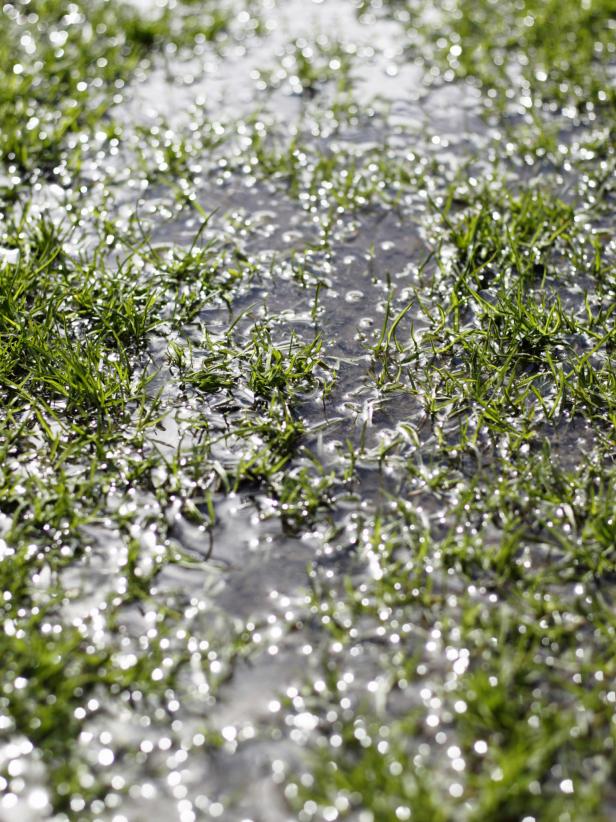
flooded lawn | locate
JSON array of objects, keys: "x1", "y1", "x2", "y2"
[{"x1": 0, "y1": 0, "x2": 615, "y2": 819}]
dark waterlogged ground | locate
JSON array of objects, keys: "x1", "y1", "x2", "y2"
[{"x1": 0, "y1": 0, "x2": 615, "y2": 820}]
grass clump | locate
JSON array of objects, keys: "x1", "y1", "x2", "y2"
[
  {"x1": 285, "y1": 470, "x2": 616, "y2": 820},
  {"x1": 365, "y1": 181, "x2": 616, "y2": 449},
  {"x1": 173, "y1": 321, "x2": 337, "y2": 526},
  {"x1": 0, "y1": 214, "x2": 156, "y2": 423},
  {"x1": 436, "y1": 0, "x2": 616, "y2": 112},
  {"x1": 0, "y1": 0, "x2": 235, "y2": 174},
  {"x1": 368, "y1": 0, "x2": 616, "y2": 118}
]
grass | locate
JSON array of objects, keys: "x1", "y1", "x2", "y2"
[
  {"x1": 363, "y1": 180, "x2": 616, "y2": 453},
  {"x1": 366, "y1": 0, "x2": 616, "y2": 114},
  {"x1": 172, "y1": 321, "x2": 337, "y2": 526},
  {"x1": 0, "y1": 0, "x2": 239, "y2": 174},
  {"x1": 432, "y1": 0, "x2": 616, "y2": 112},
  {"x1": 0, "y1": 0, "x2": 615, "y2": 818},
  {"x1": 285, "y1": 465, "x2": 616, "y2": 819}
]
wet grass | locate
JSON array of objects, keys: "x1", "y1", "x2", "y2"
[
  {"x1": 432, "y1": 0, "x2": 616, "y2": 113},
  {"x1": 0, "y1": 0, "x2": 615, "y2": 819},
  {"x1": 368, "y1": 0, "x2": 616, "y2": 112}
]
